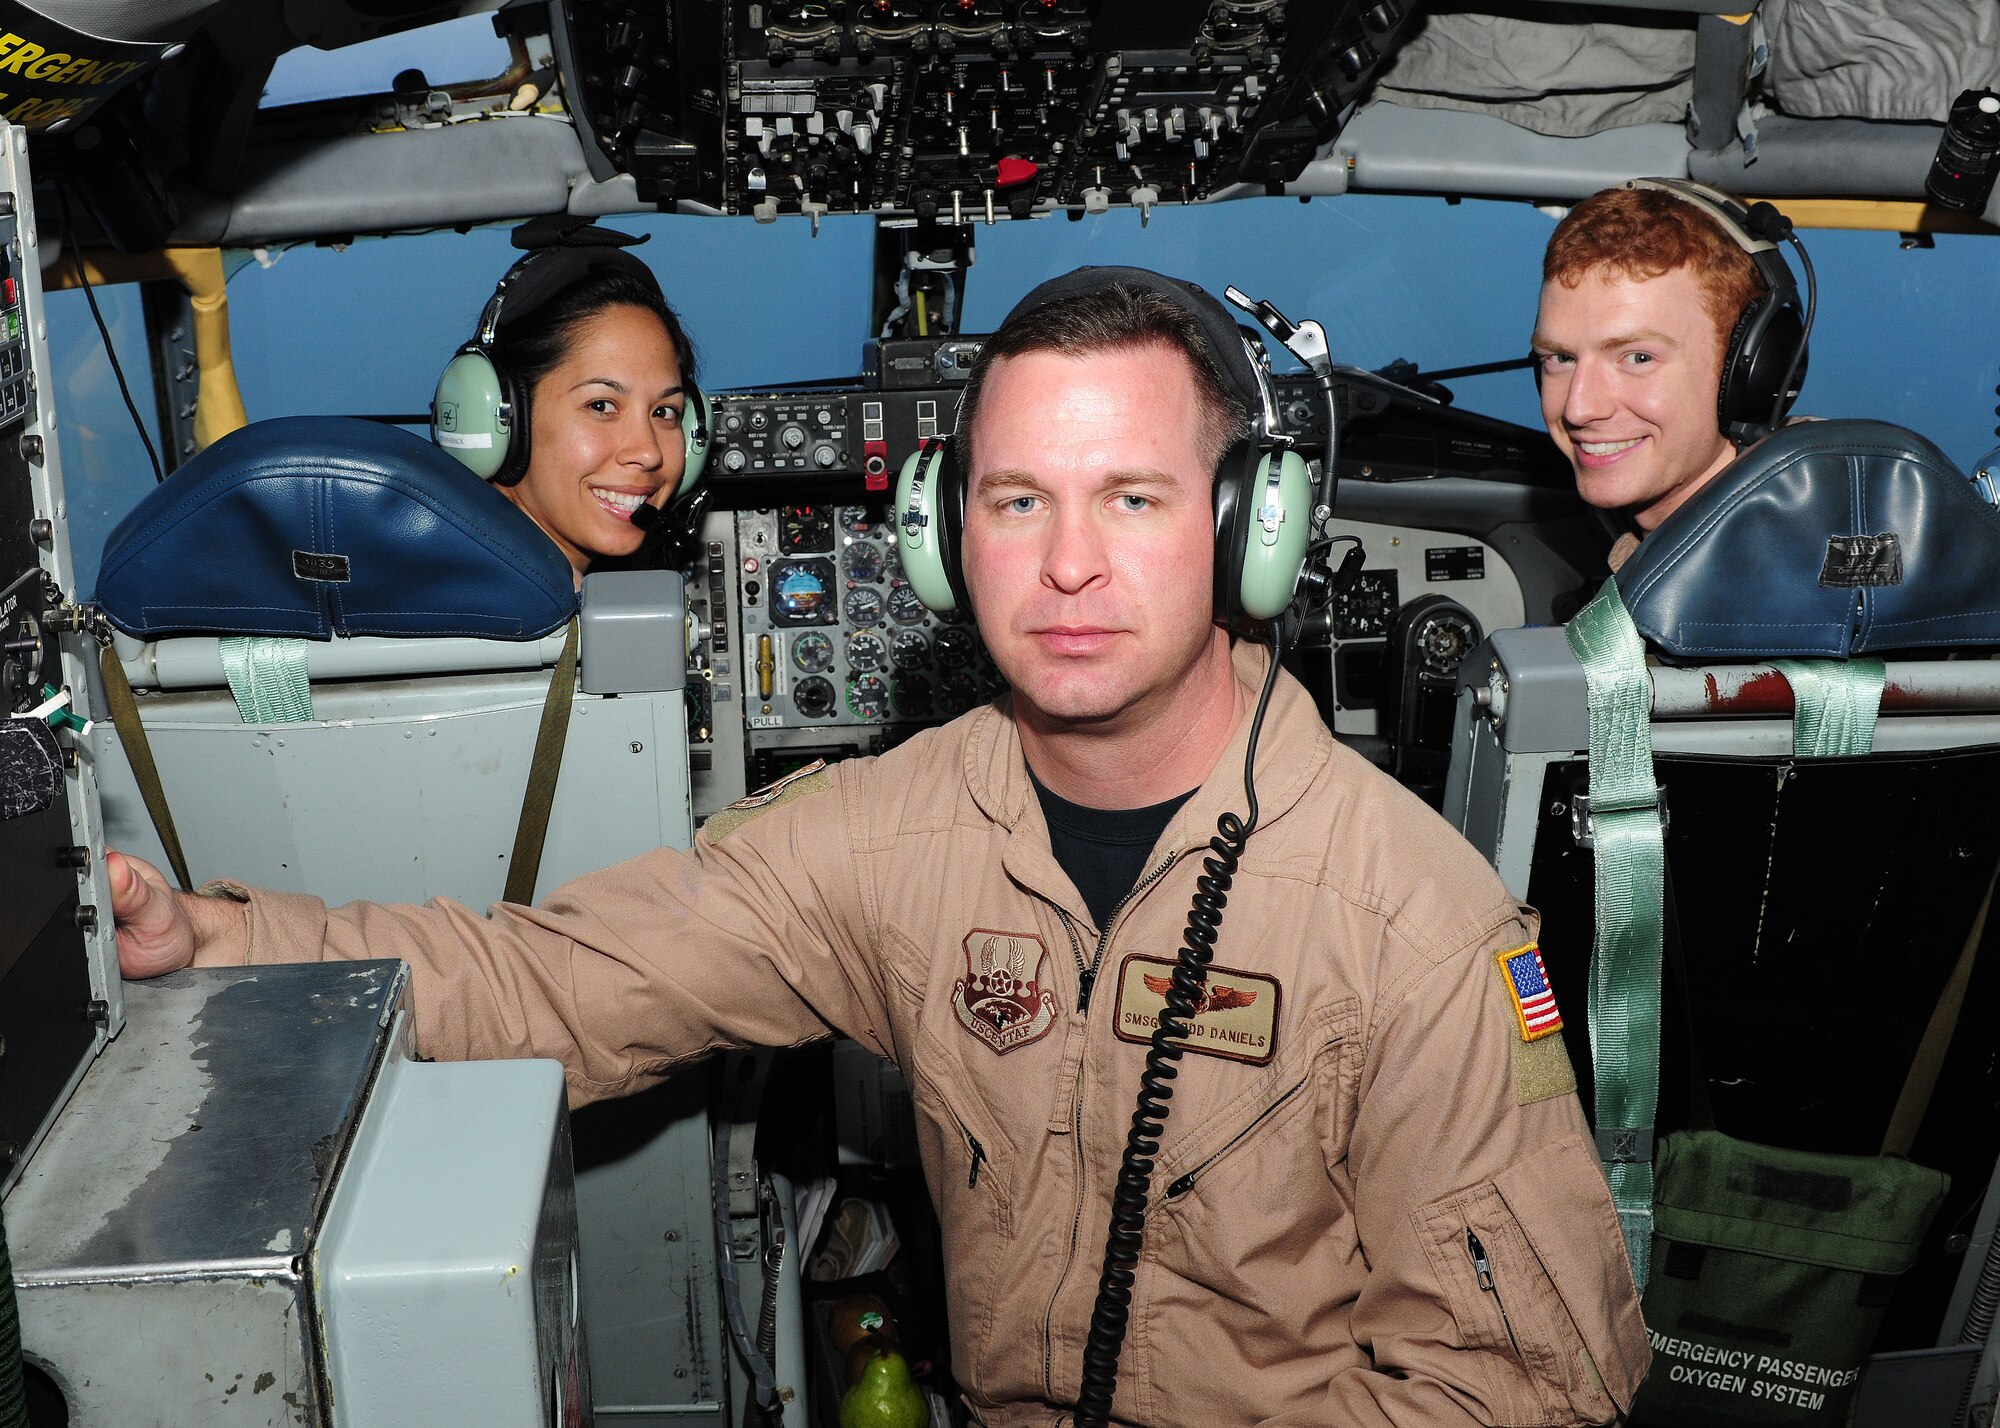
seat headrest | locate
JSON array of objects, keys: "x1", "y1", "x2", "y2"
[
  {"x1": 97, "y1": 417, "x2": 576, "y2": 641},
  {"x1": 1614, "y1": 419, "x2": 2000, "y2": 661}
]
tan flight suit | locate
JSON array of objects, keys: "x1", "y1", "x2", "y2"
[{"x1": 211, "y1": 641, "x2": 1649, "y2": 1425}]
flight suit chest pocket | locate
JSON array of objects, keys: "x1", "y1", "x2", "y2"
[
  {"x1": 1150, "y1": 998, "x2": 1359, "y2": 1238},
  {"x1": 910, "y1": 1026, "x2": 1015, "y2": 1238},
  {"x1": 909, "y1": 1025, "x2": 1021, "y2": 1399}
]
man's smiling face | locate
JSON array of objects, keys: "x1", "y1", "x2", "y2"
[{"x1": 1533, "y1": 263, "x2": 1740, "y2": 531}]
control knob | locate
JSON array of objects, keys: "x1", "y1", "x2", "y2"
[
  {"x1": 781, "y1": 424, "x2": 807, "y2": 451},
  {"x1": 722, "y1": 449, "x2": 748, "y2": 473}
]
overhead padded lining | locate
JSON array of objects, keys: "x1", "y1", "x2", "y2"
[
  {"x1": 97, "y1": 416, "x2": 576, "y2": 641},
  {"x1": 1615, "y1": 419, "x2": 2000, "y2": 662}
]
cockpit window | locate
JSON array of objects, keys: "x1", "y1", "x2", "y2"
[{"x1": 260, "y1": 14, "x2": 512, "y2": 108}]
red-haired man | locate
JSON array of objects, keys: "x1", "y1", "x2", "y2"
[{"x1": 1531, "y1": 184, "x2": 1770, "y2": 567}]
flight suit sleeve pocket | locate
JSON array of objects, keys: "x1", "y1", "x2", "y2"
[
  {"x1": 1416, "y1": 1138, "x2": 1647, "y2": 1427},
  {"x1": 1311, "y1": 1006, "x2": 1362, "y2": 1174}
]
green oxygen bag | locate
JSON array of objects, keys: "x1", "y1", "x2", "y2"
[{"x1": 1632, "y1": 1131, "x2": 1948, "y2": 1427}]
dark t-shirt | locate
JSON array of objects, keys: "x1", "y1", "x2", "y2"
[{"x1": 1030, "y1": 769, "x2": 1197, "y2": 931}]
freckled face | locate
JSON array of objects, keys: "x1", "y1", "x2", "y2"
[
  {"x1": 960, "y1": 344, "x2": 1230, "y2": 728},
  {"x1": 1533, "y1": 265, "x2": 1739, "y2": 531},
  {"x1": 504, "y1": 304, "x2": 687, "y2": 576}
]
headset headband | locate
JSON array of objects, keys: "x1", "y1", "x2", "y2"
[
  {"x1": 474, "y1": 225, "x2": 662, "y2": 351},
  {"x1": 1623, "y1": 177, "x2": 1782, "y2": 257},
  {"x1": 998, "y1": 265, "x2": 1272, "y2": 418}
]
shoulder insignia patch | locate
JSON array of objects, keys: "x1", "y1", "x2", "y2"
[
  {"x1": 951, "y1": 930, "x2": 1058, "y2": 1055},
  {"x1": 703, "y1": 760, "x2": 831, "y2": 842},
  {"x1": 1496, "y1": 942, "x2": 1563, "y2": 1042}
]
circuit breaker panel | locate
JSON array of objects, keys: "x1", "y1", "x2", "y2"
[{"x1": 0, "y1": 121, "x2": 118, "y2": 1196}]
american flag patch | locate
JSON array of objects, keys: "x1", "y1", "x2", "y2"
[{"x1": 1498, "y1": 944, "x2": 1564, "y2": 1042}]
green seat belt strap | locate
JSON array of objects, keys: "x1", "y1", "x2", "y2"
[
  {"x1": 1565, "y1": 578, "x2": 1664, "y2": 1289},
  {"x1": 99, "y1": 643, "x2": 193, "y2": 894},
  {"x1": 218, "y1": 635, "x2": 314, "y2": 724},
  {"x1": 503, "y1": 617, "x2": 579, "y2": 907},
  {"x1": 1770, "y1": 658, "x2": 1886, "y2": 757}
]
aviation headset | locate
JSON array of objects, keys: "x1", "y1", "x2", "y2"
[
  {"x1": 432, "y1": 219, "x2": 712, "y2": 492},
  {"x1": 1603, "y1": 178, "x2": 1814, "y2": 445},
  {"x1": 893, "y1": 266, "x2": 1315, "y2": 633}
]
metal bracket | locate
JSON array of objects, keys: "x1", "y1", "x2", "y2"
[{"x1": 1571, "y1": 787, "x2": 1669, "y2": 849}]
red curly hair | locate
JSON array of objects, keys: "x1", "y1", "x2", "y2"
[{"x1": 1543, "y1": 186, "x2": 1766, "y2": 359}]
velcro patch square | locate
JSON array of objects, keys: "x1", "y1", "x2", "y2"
[{"x1": 1497, "y1": 943, "x2": 1563, "y2": 1042}]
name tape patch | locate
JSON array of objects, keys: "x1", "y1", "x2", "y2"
[
  {"x1": 1112, "y1": 954, "x2": 1280, "y2": 1065},
  {"x1": 1498, "y1": 943, "x2": 1564, "y2": 1042}
]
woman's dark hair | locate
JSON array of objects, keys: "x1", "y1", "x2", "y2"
[{"x1": 491, "y1": 264, "x2": 699, "y2": 400}]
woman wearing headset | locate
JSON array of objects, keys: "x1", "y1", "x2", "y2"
[
  {"x1": 436, "y1": 225, "x2": 709, "y2": 585},
  {"x1": 489, "y1": 260, "x2": 700, "y2": 583}
]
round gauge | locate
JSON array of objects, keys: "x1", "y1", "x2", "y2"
[
  {"x1": 842, "y1": 540, "x2": 885, "y2": 584},
  {"x1": 793, "y1": 676, "x2": 837, "y2": 720},
  {"x1": 779, "y1": 505, "x2": 833, "y2": 553},
  {"x1": 939, "y1": 672, "x2": 982, "y2": 714},
  {"x1": 770, "y1": 559, "x2": 836, "y2": 626},
  {"x1": 791, "y1": 630, "x2": 834, "y2": 674},
  {"x1": 887, "y1": 584, "x2": 927, "y2": 625},
  {"x1": 890, "y1": 628, "x2": 930, "y2": 670},
  {"x1": 936, "y1": 605, "x2": 971, "y2": 626},
  {"x1": 847, "y1": 631, "x2": 888, "y2": 673},
  {"x1": 847, "y1": 674, "x2": 891, "y2": 720},
  {"x1": 839, "y1": 505, "x2": 876, "y2": 538},
  {"x1": 846, "y1": 587, "x2": 885, "y2": 626},
  {"x1": 1333, "y1": 570, "x2": 1400, "y2": 640},
  {"x1": 892, "y1": 671, "x2": 933, "y2": 718},
  {"x1": 935, "y1": 626, "x2": 976, "y2": 669},
  {"x1": 883, "y1": 546, "x2": 904, "y2": 584}
]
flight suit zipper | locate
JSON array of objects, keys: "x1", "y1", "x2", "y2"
[
  {"x1": 1162, "y1": 1074, "x2": 1310, "y2": 1200},
  {"x1": 1467, "y1": 1229, "x2": 1525, "y2": 1361},
  {"x1": 1038, "y1": 848, "x2": 1181, "y2": 1399},
  {"x1": 937, "y1": 1098, "x2": 987, "y2": 1189},
  {"x1": 1072, "y1": 852, "x2": 1180, "y2": 1013}
]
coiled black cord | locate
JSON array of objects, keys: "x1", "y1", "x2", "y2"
[{"x1": 1074, "y1": 629, "x2": 1287, "y2": 1427}]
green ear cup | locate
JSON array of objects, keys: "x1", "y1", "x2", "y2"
[
  {"x1": 679, "y1": 383, "x2": 713, "y2": 494},
  {"x1": 433, "y1": 350, "x2": 512, "y2": 481},
  {"x1": 1236, "y1": 448, "x2": 1313, "y2": 621},
  {"x1": 894, "y1": 444, "x2": 959, "y2": 613}
]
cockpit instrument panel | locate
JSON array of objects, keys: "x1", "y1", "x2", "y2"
[
  {"x1": 735, "y1": 503, "x2": 1005, "y2": 739},
  {"x1": 551, "y1": 1, "x2": 1422, "y2": 220}
]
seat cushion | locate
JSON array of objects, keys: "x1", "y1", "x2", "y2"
[
  {"x1": 98, "y1": 416, "x2": 575, "y2": 640},
  {"x1": 1614, "y1": 418, "x2": 2000, "y2": 660}
]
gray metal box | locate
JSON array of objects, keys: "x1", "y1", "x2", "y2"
[{"x1": 6, "y1": 961, "x2": 580, "y2": 1427}]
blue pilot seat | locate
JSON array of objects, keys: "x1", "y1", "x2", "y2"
[
  {"x1": 82, "y1": 414, "x2": 717, "y2": 1424},
  {"x1": 84, "y1": 414, "x2": 689, "y2": 909},
  {"x1": 1443, "y1": 419, "x2": 2000, "y2": 1413},
  {"x1": 96, "y1": 415, "x2": 575, "y2": 642}
]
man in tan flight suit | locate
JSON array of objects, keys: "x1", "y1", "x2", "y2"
[{"x1": 112, "y1": 269, "x2": 1648, "y2": 1425}]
